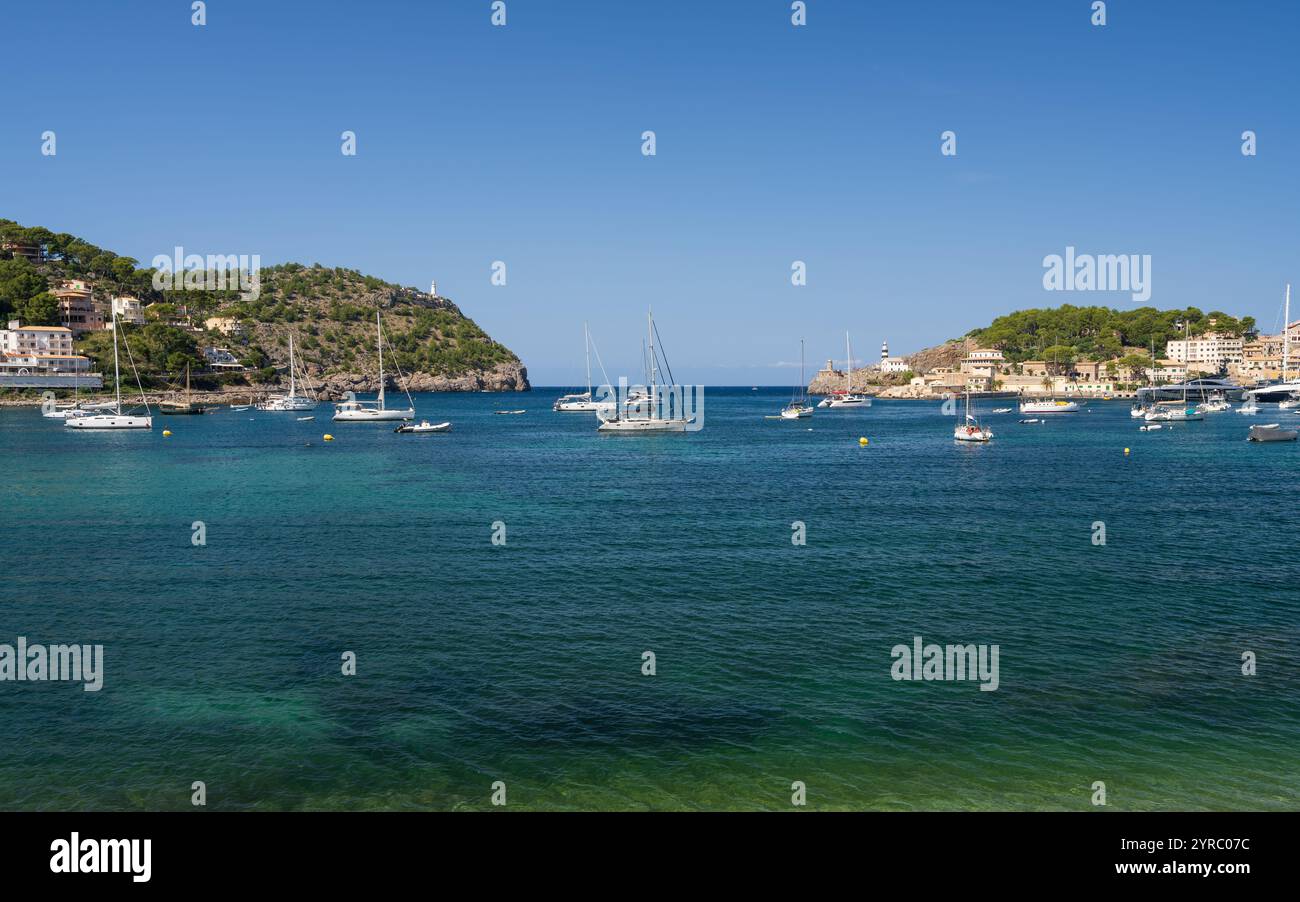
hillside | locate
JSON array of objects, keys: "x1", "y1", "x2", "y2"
[{"x1": 0, "y1": 219, "x2": 529, "y2": 393}]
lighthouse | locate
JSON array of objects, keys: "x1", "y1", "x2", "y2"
[{"x1": 880, "y1": 339, "x2": 889, "y2": 368}]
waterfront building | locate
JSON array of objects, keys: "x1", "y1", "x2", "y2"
[
  {"x1": 0, "y1": 321, "x2": 92, "y2": 375},
  {"x1": 52, "y1": 279, "x2": 105, "y2": 334},
  {"x1": 960, "y1": 348, "x2": 1005, "y2": 378},
  {"x1": 1165, "y1": 331, "x2": 1243, "y2": 371}
]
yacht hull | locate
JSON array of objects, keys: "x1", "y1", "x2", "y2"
[
  {"x1": 66, "y1": 415, "x2": 153, "y2": 430},
  {"x1": 597, "y1": 418, "x2": 690, "y2": 433},
  {"x1": 333, "y1": 408, "x2": 415, "y2": 422}
]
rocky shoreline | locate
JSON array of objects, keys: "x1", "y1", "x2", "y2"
[{"x1": 0, "y1": 362, "x2": 529, "y2": 407}]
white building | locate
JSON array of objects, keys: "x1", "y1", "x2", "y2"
[
  {"x1": 0, "y1": 321, "x2": 91, "y2": 373},
  {"x1": 878, "y1": 339, "x2": 910, "y2": 373},
  {"x1": 960, "y1": 348, "x2": 1005, "y2": 377},
  {"x1": 1165, "y1": 332, "x2": 1243, "y2": 371},
  {"x1": 111, "y1": 296, "x2": 147, "y2": 325}
]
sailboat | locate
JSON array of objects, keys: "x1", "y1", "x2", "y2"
[
  {"x1": 160, "y1": 363, "x2": 209, "y2": 414},
  {"x1": 821, "y1": 332, "x2": 872, "y2": 408},
  {"x1": 66, "y1": 311, "x2": 152, "y2": 430},
  {"x1": 780, "y1": 339, "x2": 814, "y2": 419},
  {"x1": 953, "y1": 389, "x2": 992, "y2": 442},
  {"x1": 1246, "y1": 284, "x2": 1299, "y2": 403},
  {"x1": 258, "y1": 333, "x2": 317, "y2": 411},
  {"x1": 332, "y1": 313, "x2": 416, "y2": 421},
  {"x1": 597, "y1": 310, "x2": 693, "y2": 433},
  {"x1": 1145, "y1": 321, "x2": 1203, "y2": 421},
  {"x1": 553, "y1": 323, "x2": 602, "y2": 412}
]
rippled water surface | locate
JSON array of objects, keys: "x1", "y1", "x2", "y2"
[{"x1": 2, "y1": 390, "x2": 1297, "y2": 810}]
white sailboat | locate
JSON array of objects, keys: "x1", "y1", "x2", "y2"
[
  {"x1": 258, "y1": 333, "x2": 317, "y2": 411},
  {"x1": 953, "y1": 389, "x2": 992, "y2": 442},
  {"x1": 1145, "y1": 320, "x2": 1203, "y2": 421},
  {"x1": 780, "y1": 339, "x2": 814, "y2": 419},
  {"x1": 822, "y1": 332, "x2": 872, "y2": 407},
  {"x1": 66, "y1": 311, "x2": 152, "y2": 430},
  {"x1": 597, "y1": 310, "x2": 693, "y2": 433},
  {"x1": 1246, "y1": 284, "x2": 1300, "y2": 403},
  {"x1": 332, "y1": 313, "x2": 416, "y2": 422},
  {"x1": 553, "y1": 322, "x2": 602, "y2": 412}
]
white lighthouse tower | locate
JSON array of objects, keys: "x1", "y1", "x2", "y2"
[{"x1": 880, "y1": 339, "x2": 889, "y2": 368}]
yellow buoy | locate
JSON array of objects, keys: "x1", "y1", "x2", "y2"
[
  {"x1": 858, "y1": 437, "x2": 869, "y2": 446},
  {"x1": 162, "y1": 430, "x2": 172, "y2": 437},
  {"x1": 324, "y1": 434, "x2": 334, "y2": 442},
  {"x1": 1124, "y1": 447, "x2": 1130, "y2": 455}
]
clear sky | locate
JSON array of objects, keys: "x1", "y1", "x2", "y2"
[{"x1": 3, "y1": 1, "x2": 1297, "y2": 385}]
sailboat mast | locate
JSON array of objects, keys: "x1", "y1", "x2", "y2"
[
  {"x1": 845, "y1": 332, "x2": 852, "y2": 393},
  {"x1": 584, "y1": 321, "x2": 592, "y2": 396},
  {"x1": 799, "y1": 338, "x2": 805, "y2": 402},
  {"x1": 648, "y1": 309, "x2": 657, "y2": 411},
  {"x1": 112, "y1": 309, "x2": 122, "y2": 414},
  {"x1": 288, "y1": 333, "x2": 297, "y2": 399},
  {"x1": 376, "y1": 312, "x2": 385, "y2": 408},
  {"x1": 1284, "y1": 284, "x2": 1291, "y2": 383}
]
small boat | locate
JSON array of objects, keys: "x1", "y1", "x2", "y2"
[
  {"x1": 1020, "y1": 398, "x2": 1079, "y2": 414},
  {"x1": 65, "y1": 312, "x2": 152, "y2": 431},
  {"x1": 779, "y1": 339, "x2": 814, "y2": 419},
  {"x1": 823, "y1": 332, "x2": 872, "y2": 407},
  {"x1": 1278, "y1": 393, "x2": 1300, "y2": 410},
  {"x1": 597, "y1": 310, "x2": 694, "y2": 433},
  {"x1": 494, "y1": 409, "x2": 526, "y2": 415},
  {"x1": 953, "y1": 391, "x2": 992, "y2": 442},
  {"x1": 160, "y1": 364, "x2": 210, "y2": 415},
  {"x1": 297, "y1": 416, "x2": 314, "y2": 421},
  {"x1": 1018, "y1": 418, "x2": 1042, "y2": 424},
  {"x1": 553, "y1": 323, "x2": 605, "y2": 412},
  {"x1": 395, "y1": 420, "x2": 451, "y2": 434},
  {"x1": 333, "y1": 313, "x2": 416, "y2": 422},
  {"x1": 257, "y1": 333, "x2": 318, "y2": 411},
  {"x1": 1130, "y1": 403, "x2": 1147, "y2": 418},
  {"x1": 991, "y1": 407, "x2": 1012, "y2": 414},
  {"x1": 1139, "y1": 424, "x2": 1163, "y2": 432},
  {"x1": 1248, "y1": 423, "x2": 1298, "y2": 442},
  {"x1": 1237, "y1": 397, "x2": 1260, "y2": 415}
]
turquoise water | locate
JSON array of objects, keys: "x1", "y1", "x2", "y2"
[{"x1": 1, "y1": 390, "x2": 1297, "y2": 811}]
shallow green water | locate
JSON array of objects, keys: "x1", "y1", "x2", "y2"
[{"x1": 1, "y1": 390, "x2": 1296, "y2": 810}]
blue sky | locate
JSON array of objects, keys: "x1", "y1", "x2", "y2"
[{"x1": 3, "y1": 1, "x2": 1297, "y2": 385}]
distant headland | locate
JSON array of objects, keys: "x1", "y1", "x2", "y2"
[{"x1": 0, "y1": 219, "x2": 529, "y2": 398}]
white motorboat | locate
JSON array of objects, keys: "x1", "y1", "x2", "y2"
[
  {"x1": 779, "y1": 339, "x2": 814, "y2": 419},
  {"x1": 258, "y1": 333, "x2": 318, "y2": 411},
  {"x1": 1237, "y1": 398, "x2": 1260, "y2": 415},
  {"x1": 66, "y1": 312, "x2": 152, "y2": 430},
  {"x1": 1139, "y1": 424, "x2": 1163, "y2": 431},
  {"x1": 1129, "y1": 403, "x2": 1147, "y2": 418},
  {"x1": 395, "y1": 420, "x2": 451, "y2": 434},
  {"x1": 333, "y1": 313, "x2": 417, "y2": 422},
  {"x1": 1277, "y1": 394, "x2": 1300, "y2": 410},
  {"x1": 1248, "y1": 423, "x2": 1298, "y2": 442},
  {"x1": 953, "y1": 390, "x2": 992, "y2": 442},
  {"x1": 1020, "y1": 398, "x2": 1079, "y2": 414},
  {"x1": 992, "y1": 407, "x2": 1013, "y2": 414},
  {"x1": 597, "y1": 310, "x2": 694, "y2": 433},
  {"x1": 1197, "y1": 392, "x2": 1232, "y2": 413}
]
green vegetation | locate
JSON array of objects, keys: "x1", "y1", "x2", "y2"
[
  {"x1": 968, "y1": 304, "x2": 1256, "y2": 363},
  {"x1": 1, "y1": 219, "x2": 523, "y2": 386}
]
